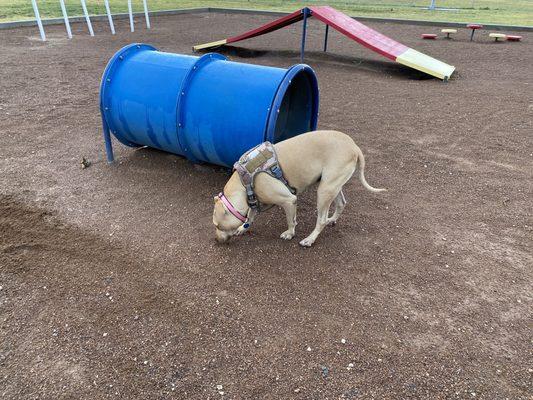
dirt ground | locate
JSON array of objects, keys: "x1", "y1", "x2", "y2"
[{"x1": 1, "y1": 11, "x2": 532, "y2": 400}]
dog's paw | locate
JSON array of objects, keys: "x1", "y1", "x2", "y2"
[
  {"x1": 326, "y1": 218, "x2": 337, "y2": 226},
  {"x1": 299, "y1": 237, "x2": 315, "y2": 247},
  {"x1": 280, "y1": 230, "x2": 295, "y2": 240}
]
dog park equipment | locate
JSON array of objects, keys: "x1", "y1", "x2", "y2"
[
  {"x1": 100, "y1": 44, "x2": 319, "y2": 167},
  {"x1": 441, "y1": 28, "x2": 457, "y2": 39},
  {"x1": 193, "y1": 6, "x2": 455, "y2": 81},
  {"x1": 30, "y1": 0, "x2": 150, "y2": 40},
  {"x1": 466, "y1": 24, "x2": 483, "y2": 41},
  {"x1": 80, "y1": 0, "x2": 94, "y2": 36},
  {"x1": 30, "y1": 0, "x2": 45, "y2": 41},
  {"x1": 59, "y1": 0, "x2": 72, "y2": 39},
  {"x1": 104, "y1": 0, "x2": 116, "y2": 35},
  {"x1": 127, "y1": 0, "x2": 151, "y2": 32},
  {"x1": 506, "y1": 35, "x2": 522, "y2": 42},
  {"x1": 421, "y1": 34, "x2": 437, "y2": 39},
  {"x1": 489, "y1": 33, "x2": 507, "y2": 41}
]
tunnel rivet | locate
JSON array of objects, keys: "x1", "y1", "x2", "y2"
[
  {"x1": 107, "y1": 78, "x2": 111, "y2": 82},
  {"x1": 119, "y1": 55, "x2": 123, "y2": 60}
]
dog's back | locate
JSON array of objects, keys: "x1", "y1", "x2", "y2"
[{"x1": 274, "y1": 130, "x2": 359, "y2": 191}]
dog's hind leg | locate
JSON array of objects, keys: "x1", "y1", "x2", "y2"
[
  {"x1": 300, "y1": 165, "x2": 355, "y2": 247},
  {"x1": 326, "y1": 190, "x2": 346, "y2": 226},
  {"x1": 280, "y1": 195, "x2": 297, "y2": 240}
]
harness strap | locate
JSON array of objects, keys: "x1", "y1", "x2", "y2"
[{"x1": 234, "y1": 142, "x2": 295, "y2": 211}]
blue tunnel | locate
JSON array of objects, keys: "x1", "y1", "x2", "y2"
[{"x1": 100, "y1": 43, "x2": 320, "y2": 167}]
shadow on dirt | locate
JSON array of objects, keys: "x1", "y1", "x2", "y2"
[{"x1": 197, "y1": 45, "x2": 435, "y2": 81}]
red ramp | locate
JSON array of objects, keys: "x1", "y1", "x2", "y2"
[{"x1": 193, "y1": 6, "x2": 455, "y2": 80}]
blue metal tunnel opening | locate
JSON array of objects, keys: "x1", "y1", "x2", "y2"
[
  {"x1": 100, "y1": 44, "x2": 319, "y2": 167},
  {"x1": 269, "y1": 66, "x2": 318, "y2": 144}
]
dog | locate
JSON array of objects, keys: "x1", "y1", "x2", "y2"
[{"x1": 213, "y1": 130, "x2": 386, "y2": 247}]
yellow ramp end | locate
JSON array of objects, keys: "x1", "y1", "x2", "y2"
[
  {"x1": 193, "y1": 39, "x2": 228, "y2": 52},
  {"x1": 396, "y1": 48, "x2": 455, "y2": 80}
]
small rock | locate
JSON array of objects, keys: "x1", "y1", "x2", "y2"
[
  {"x1": 341, "y1": 338, "x2": 346, "y2": 344},
  {"x1": 216, "y1": 385, "x2": 223, "y2": 391},
  {"x1": 81, "y1": 157, "x2": 91, "y2": 169},
  {"x1": 294, "y1": 388, "x2": 300, "y2": 393},
  {"x1": 306, "y1": 346, "x2": 312, "y2": 352},
  {"x1": 103, "y1": 332, "x2": 108, "y2": 337},
  {"x1": 347, "y1": 363, "x2": 354, "y2": 370},
  {"x1": 321, "y1": 365, "x2": 329, "y2": 378},
  {"x1": 403, "y1": 315, "x2": 409, "y2": 320}
]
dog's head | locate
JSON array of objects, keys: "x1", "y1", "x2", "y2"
[{"x1": 212, "y1": 196, "x2": 244, "y2": 243}]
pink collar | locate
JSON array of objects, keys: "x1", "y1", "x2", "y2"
[{"x1": 218, "y1": 192, "x2": 247, "y2": 223}]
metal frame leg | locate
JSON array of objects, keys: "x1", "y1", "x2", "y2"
[
  {"x1": 300, "y1": 8, "x2": 309, "y2": 63},
  {"x1": 102, "y1": 115, "x2": 114, "y2": 163},
  {"x1": 323, "y1": 24, "x2": 329, "y2": 52}
]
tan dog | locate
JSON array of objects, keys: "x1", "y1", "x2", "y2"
[{"x1": 213, "y1": 130, "x2": 386, "y2": 247}]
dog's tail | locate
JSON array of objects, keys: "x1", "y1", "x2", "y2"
[{"x1": 356, "y1": 148, "x2": 387, "y2": 193}]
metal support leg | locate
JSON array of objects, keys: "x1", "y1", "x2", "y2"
[
  {"x1": 300, "y1": 9, "x2": 308, "y2": 63},
  {"x1": 102, "y1": 116, "x2": 114, "y2": 163},
  {"x1": 470, "y1": 29, "x2": 475, "y2": 41},
  {"x1": 323, "y1": 24, "x2": 329, "y2": 52}
]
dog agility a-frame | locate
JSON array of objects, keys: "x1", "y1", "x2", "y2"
[{"x1": 194, "y1": 6, "x2": 455, "y2": 80}]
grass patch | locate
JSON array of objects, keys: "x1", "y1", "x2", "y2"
[{"x1": 0, "y1": 0, "x2": 531, "y2": 25}]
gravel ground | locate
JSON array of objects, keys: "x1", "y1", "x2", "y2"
[{"x1": 0, "y1": 12, "x2": 532, "y2": 399}]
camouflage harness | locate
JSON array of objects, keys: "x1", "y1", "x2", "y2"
[{"x1": 234, "y1": 142, "x2": 295, "y2": 211}]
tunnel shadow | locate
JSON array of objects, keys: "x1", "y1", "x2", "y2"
[{"x1": 197, "y1": 45, "x2": 435, "y2": 81}]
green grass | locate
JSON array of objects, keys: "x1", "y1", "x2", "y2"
[{"x1": 0, "y1": 0, "x2": 531, "y2": 25}]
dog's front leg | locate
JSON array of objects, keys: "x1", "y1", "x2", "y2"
[
  {"x1": 300, "y1": 187, "x2": 338, "y2": 247},
  {"x1": 279, "y1": 196, "x2": 297, "y2": 240},
  {"x1": 235, "y1": 208, "x2": 258, "y2": 236}
]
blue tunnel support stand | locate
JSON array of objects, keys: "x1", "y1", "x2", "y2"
[
  {"x1": 324, "y1": 24, "x2": 329, "y2": 52},
  {"x1": 102, "y1": 114, "x2": 114, "y2": 163}
]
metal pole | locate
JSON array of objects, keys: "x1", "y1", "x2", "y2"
[
  {"x1": 128, "y1": 0, "x2": 135, "y2": 32},
  {"x1": 59, "y1": 0, "x2": 72, "y2": 39},
  {"x1": 80, "y1": 0, "x2": 94, "y2": 36},
  {"x1": 429, "y1": 0, "x2": 436, "y2": 10},
  {"x1": 323, "y1": 24, "x2": 329, "y2": 52},
  {"x1": 142, "y1": 0, "x2": 151, "y2": 29},
  {"x1": 31, "y1": 0, "x2": 46, "y2": 41},
  {"x1": 300, "y1": 8, "x2": 308, "y2": 63},
  {"x1": 102, "y1": 116, "x2": 114, "y2": 163},
  {"x1": 104, "y1": 0, "x2": 115, "y2": 34}
]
